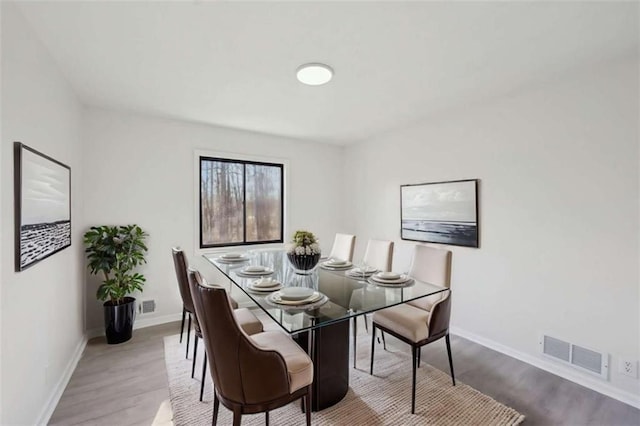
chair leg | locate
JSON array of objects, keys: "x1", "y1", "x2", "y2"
[
  {"x1": 265, "y1": 411, "x2": 269, "y2": 426},
  {"x1": 186, "y1": 314, "x2": 192, "y2": 359},
  {"x1": 232, "y1": 407, "x2": 242, "y2": 426},
  {"x1": 446, "y1": 334, "x2": 456, "y2": 386},
  {"x1": 179, "y1": 307, "x2": 186, "y2": 343},
  {"x1": 200, "y1": 351, "x2": 207, "y2": 401},
  {"x1": 192, "y1": 335, "x2": 199, "y2": 378},
  {"x1": 370, "y1": 325, "x2": 376, "y2": 375},
  {"x1": 411, "y1": 345, "x2": 417, "y2": 414},
  {"x1": 417, "y1": 346, "x2": 421, "y2": 367},
  {"x1": 364, "y1": 314, "x2": 369, "y2": 333},
  {"x1": 212, "y1": 392, "x2": 220, "y2": 426},
  {"x1": 381, "y1": 330, "x2": 387, "y2": 350},
  {"x1": 305, "y1": 386, "x2": 312, "y2": 426},
  {"x1": 352, "y1": 316, "x2": 357, "y2": 368}
]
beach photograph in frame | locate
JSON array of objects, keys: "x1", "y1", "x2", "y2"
[
  {"x1": 401, "y1": 179, "x2": 479, "y2": 248},
  {"x1": 14, "y1": 142, "x2": 71, "y2": 271}
]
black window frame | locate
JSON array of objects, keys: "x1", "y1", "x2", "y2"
[{"x1": 199, "y1": 156, "x2": 284, "y2": 249}]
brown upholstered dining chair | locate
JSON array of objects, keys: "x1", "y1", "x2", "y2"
[
  {"x1": 188, "y1": 267, "x2": 314, "y2": 426},
  {"x1": 370, "y1": 289, "x2": 455, "y2": 414},
  {"x1": 172, "y1": 248, "x2": 263, "y2": 401}
]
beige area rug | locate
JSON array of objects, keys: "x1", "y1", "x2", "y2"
[{"x1": 164, "y1": 326, "x2": 524, "y2": 426}]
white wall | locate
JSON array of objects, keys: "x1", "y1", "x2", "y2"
[
  {"x1": 82, "y1": 107, "x2": 345, "y2": 331},
  {"x1": 344, "y1": 58, "x2": 639, "y2": 403},
  {"x1": 1, "y1": 3, "x2": 85, "y2": 425}
]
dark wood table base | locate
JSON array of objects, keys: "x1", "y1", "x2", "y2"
[{"x1": 294, "y1": 319, "x2": 350, "y2": 411}]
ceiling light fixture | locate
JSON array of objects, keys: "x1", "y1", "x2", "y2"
[{"x1": 296, "y1": 63, "x2": 333, "y2": 86}]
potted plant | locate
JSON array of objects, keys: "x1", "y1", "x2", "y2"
[
  {"x1": 84, "y1": 224, "x2": 149, "y2": 344},
  {"x1": 286, "y1": 230, "x2": 321, "y2": 274}
]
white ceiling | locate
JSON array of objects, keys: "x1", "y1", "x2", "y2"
[{"x1": 16, "y1": 1, "x2": 639, "y2": 145}]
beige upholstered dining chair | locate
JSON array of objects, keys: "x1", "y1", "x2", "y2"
[
  {"x1": 350, "y1": 239, "x2": 394, "y2": 367},
  {"x1": 188, "y1": 267, "x2": 314, "y2": 426},
  {"x1": 362, "y1": 239, "x2": 394, "y2": 272},
  {"x1": 370, "y1": 289, "x2": 455, "y2": 414},
  {"x1": 172, "y1": 248, "x2": 263, "y2": 401},
  {"x1": 378, "y1": 244, "x2": 452, "y2": 350},
  {"x1": 328, "y1": 233, "x2": 356, "y2": 262}
]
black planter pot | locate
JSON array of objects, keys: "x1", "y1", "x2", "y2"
[
  {"x1": 287, "y1": 252, "x2": 321, "y2": 274},
  {"x1": 103, "y1": 297, "x2": 136, "y2": 344}
]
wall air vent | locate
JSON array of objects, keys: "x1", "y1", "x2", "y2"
[
  {"x1": 140, "y1": 299, "x2": 156, "y2": 314},
  {"x1": 540, "y1": 334, "x2": 608, "y2": 379}
]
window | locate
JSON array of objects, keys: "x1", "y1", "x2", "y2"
[{"x1": 199, "y1": 156, "x2": 284, "y2": 248}]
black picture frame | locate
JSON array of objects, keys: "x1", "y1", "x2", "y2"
[
  {"x1": 400, "y1": 179, "x2": 479, "y2": 248},
  {"x1": 14, "y1": 142, "x2": 72, "y2": 271}
]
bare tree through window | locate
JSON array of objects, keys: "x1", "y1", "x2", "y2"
[{"x1": 200, "y1": 157, "x2": 283, "y2": 247}]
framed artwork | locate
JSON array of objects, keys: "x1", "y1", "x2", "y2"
[
  {"x1": 14, "y1": 142, "x2": 71, "y2": 271},
  {"x1": 401, "y1": 179, "x2": 479, "y2": 248}
]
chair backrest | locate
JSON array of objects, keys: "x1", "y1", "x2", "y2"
[
  {"x1": 187, "y1": 267, "x2": 290, "y2": 405},
  {"x1": 363, "y1": 239, "x2": 394, "y2": 272},
  {"x1": 406, "y1": 245, "x2": 452, "y2": 312},
  {"x1": 329, "y1": 233, "x2": 356, "y2": 262},
  {"x1": 427, "y1": 290, "x2": 452, "y2": 339},
  {"x1": 172, "y1": 247, "x2": 194, "y2": 313},
  {"x1": 408, "y1": 244, "x2": 452, "y2": 287}
]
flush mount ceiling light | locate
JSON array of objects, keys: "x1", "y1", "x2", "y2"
[{"x1": 296, "y1": 63, "x2": 333, "y2": 86}]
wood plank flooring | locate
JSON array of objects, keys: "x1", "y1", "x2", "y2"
[{"x1": 50, "y1": 319, "x2": 639, "y2": 425}]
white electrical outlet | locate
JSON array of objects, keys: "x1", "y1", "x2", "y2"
[{"x1": 619, "y1": 359, "x2": 638, "y2": 378}]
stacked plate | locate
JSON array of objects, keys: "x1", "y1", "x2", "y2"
[
  {"x1": 368, "y1": 272, "x2": 414, "y2": 287},
  {"x1": 346, "y1": 266, "x2": 378, "y2": 279},
  {"x1": 247, "y1": 277, "x2": 282, "y2": 293},
  {"x1": 267, "y1": 288, "x2": 327, "y2": 306},
  {"x1": 320, "y1": 259, "x2": 353, "y2": 270},
  {"x1": 216, "y1": 253, "x2": 249, "y2": 264},
  {"x1": 236, "y1": 265, "x2": 274, "y2": 277}
]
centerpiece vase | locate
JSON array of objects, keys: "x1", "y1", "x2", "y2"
[{"x1": 287, "y1": 252, "x2": 321, "y2": 275}]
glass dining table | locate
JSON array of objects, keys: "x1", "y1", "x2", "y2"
[{"x1": 203, "y1": 249, "x2": 447, "y2": 411}]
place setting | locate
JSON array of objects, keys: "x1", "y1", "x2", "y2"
[
  {"x1": 235, "y1": 264, "x2": 274, "y2": 278},
  {"x1": 319, "y1": 258, "x2": 353, "y2": 271},
  {"x1": 246, "y1": 276, "x2": 282, "y2": 293},
  {"x1": 266, "y1": 287, "x2": 329, "y2": 309},
  {"x1": 346, "y1": 264, "x2": 378, "y2": 280},
  {"x1": 214, "y1": 252, "x2": 250, "y2": 264},
  {"x1": 367, "y1": 271, "x2": 414, "y2": 287}
]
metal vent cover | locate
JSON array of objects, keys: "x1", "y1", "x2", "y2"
[
  {"x1": 543, "y1": 335, "x2": 571, "y2": 362},
  {"x1": 141, "y1": 299, "x2": 156, "y2": 314},
  {"x1": 572, "y1": 345, "x2": 602, "y2": 374},
  {"x1": 540, "y1": 334, "x2": 608, "y2": 379}
]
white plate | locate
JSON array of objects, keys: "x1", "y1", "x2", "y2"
[
  {"x1": 244, "y1": 265, "x2": 267, "y2": 272},
  {"x1": 369, "y1": 274, "x2": 413, "y2": 285},
  {"x1": 279, "y1": 287, "x2": 315, "y2": 301},
  {"x1": 321, "y1": 261, "x2": 353, "y2": 270},
  {"x1": 236, "y1": 267, "x2": 274, "y2": 277},
  {"x1": 221, "y1": 253, "x2": 243, "y2": 259},
  {"x1": 268, "y1": 291, "x2": 324, "y2": 306},
  {"x1": 252, "y1": 278, "x2": 280, "y2": 288},
  {"x1": 247, "y1": 282, "x2": 282, "y2": 292},
  {"x1": 326, "y1": 259, "x2": 348, "y2": 266},
  {"x1": 376, "y1": 272, "x2": 401, "y2": 280}
]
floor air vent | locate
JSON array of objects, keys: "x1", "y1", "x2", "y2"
[
  {"x1": 541, "y1": 334, "x2": 608, "y2": 378},
  {"x1": 140, "y1": 299, "x2": 156, "y2": 314}
]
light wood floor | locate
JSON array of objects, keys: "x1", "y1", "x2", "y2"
[{"x1": 50, "y1": 320, "x2": 639, "y2": 425}]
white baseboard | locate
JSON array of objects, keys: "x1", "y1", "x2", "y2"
[
  {"x1": 86, "y1": 313, "x2": 183, "y2": 339},
  {"x1": 35, "y1": 335, "x2": 88, "y2": 425},
  {"x1": 450, "y1": 326, "x2": 640, "y2": 409}
]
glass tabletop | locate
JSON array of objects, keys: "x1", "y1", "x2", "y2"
[{"x1": 203, "y1": 249, "x2": 447, "y2": 335}]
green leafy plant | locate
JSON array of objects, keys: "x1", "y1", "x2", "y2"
[
  {"x1": 83, "y1": 224, "x2": 149, "y2": 305},
  {"x1": 288, "y1": 230, "x2": 321, "y2": 255}
]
